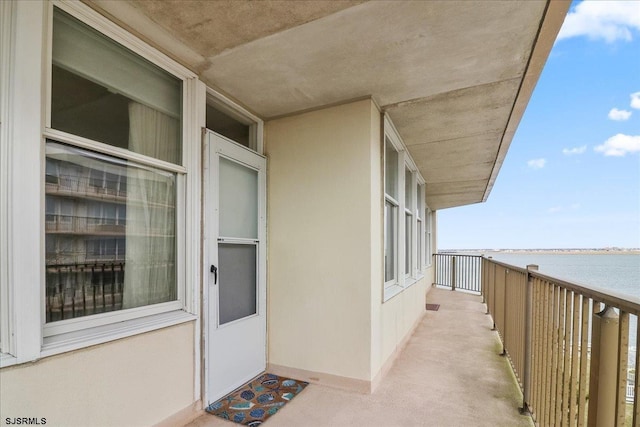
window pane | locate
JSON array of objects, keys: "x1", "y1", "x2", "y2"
[
  {"x1": 417, "y1": 184, "x2": 424, "y2": 218},
  {"x1": 51, "y1": 8, "x2": 182, "y2": 164},
  {"x1": 385, "y1": 137, "x2": 398, "y2": 199},
  {"x1": 45, "y1": 142, "x2": 176, "y2": 322},
  {"x1": 218, "y1": 243, "x2": 257, "y2": 325},
  {"x1": 405, "y1": 213, "x2": 412, "y2": 275},
  {"x1": 417, "y1": 218, "x2": 423, "y2": 270},
  {"x1": 219, "y1": 157, "x2": 258, "y2": 239},
  {"x1": 405, "y1": 168, "x2": 413, "y2": 208},
  {"x1": 206, "y1": 104, "x2": 253, "y2": 149},
  {"x1": 384, "y1": 200, "x2": 397, "y2": 282}
]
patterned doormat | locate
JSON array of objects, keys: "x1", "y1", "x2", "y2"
[
  {"x1": 206, "y1": 373, "x2": 308, "y2": 426},
  {"x1": 426, "y1": 303, "x2": 440, "y2": 311}
]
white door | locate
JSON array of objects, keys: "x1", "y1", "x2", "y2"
[{"x1": 205, "y1": 130, "x2": 267, "y2": 402}]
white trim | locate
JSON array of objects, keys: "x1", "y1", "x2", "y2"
[
  {"x1": 9, "y1": 0, "x2": 48, "y2": 364},
  {"x1": 0, "y1": 0, "x2": 16, "y2": 359},
  {"x1": 383, "y1": 284, "x2": 404, "y2": 302},
  {"x1": 42, "y1": 311, "x2": 196, "y2": 356},
  {"x1": 44, "y1": 128, "x2": 188, "y2": 173},
  {"x1": 43, "y1": 300, "x2": 184, "y2": 337},
  {"x1": 191, "y1": 79, "x2": 207, "y2": 404}
]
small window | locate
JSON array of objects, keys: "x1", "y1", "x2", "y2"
[{"x1": 206, "y1": 97, "x2": 257, "y2": 151}]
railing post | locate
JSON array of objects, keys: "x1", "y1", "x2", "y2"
[
  {"x1": 480, "y1": 255, "x2": 485, "y2": 302},
  {"x1": 588, "y1": 305, "x2": 620, "y2": 427},
  {"x1": 451, "y1": 256, "x2": 456, "y2": 291},
  {"x1": 521, "y1": 264, "x2": 538, "y2": 415},
  {"x1": 486, "y1": 257, "x2": 492, "y2": 315}
]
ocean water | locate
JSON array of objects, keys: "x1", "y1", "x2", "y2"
[
  {"x1": 471, "y1": 252, "x2": 640, "y2": 359},
  {"x1": 483, "y1": 253, "x2": 640, "y2": 300}
]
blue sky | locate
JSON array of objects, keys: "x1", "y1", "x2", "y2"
[{"x1": 438, "y1": 1, "x2": 640, "y2": 250}]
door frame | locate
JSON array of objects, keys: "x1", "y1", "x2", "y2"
[{"x1": 202, "y1": 129, "x2": 267, "y2": 404}]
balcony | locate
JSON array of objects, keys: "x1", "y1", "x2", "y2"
[
  {"x1": 188, "y1": 254, "x2": 639, "y2": 427},
  {"x1": 188, "y1": 290, "x2": 531, "y2": 426}
]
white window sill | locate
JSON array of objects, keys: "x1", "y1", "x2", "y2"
[
  {"x1": 383, "y1": 284, "x2": 404, "y2": 302},
  {"x1": 40, "y1": 310, "x2": 196, "y2": 359},
  {"x1": 0, "y1": 352, "x2": 18, "y2": 368},
  {"x1": 405, "y1": 277, "x2": 418, "y2": 288}
]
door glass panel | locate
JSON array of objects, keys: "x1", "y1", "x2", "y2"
[
  {"x1": 218, "y1": 243, "x2": 257, "y2": 325},
  {"x1": 219, "y1": 157, "x2": 258, "y2": 239}
]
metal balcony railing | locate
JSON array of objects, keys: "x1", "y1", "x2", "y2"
[
  {"x1": 45, "y1": 262, "x2": 125, "y2": 322},
  {"x1": 433, "y1": 253, "x2": 482, "y2": 293},
  {"x1": 434, "y1": 253, "x2": 640, "y2": 426}
]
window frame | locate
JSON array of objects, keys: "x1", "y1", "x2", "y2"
[
  {"x1": 384, "y1": 132, "x2": 402, "y2": 297},
  {"x1": 42, "y1": 1, "x2": 198, "y2": 344},
  {"x1": 0, "y1": 0, "x2": 16, "y2": 363},
  {"x1": 416, "y1": 180, "x2": 425, "y2": 275},
  {"x1": 425, "y1": 207, "x2": 433, "y2": 268},
  {"x1": 382, "y1": 115, "x2": 425, "y2": 302},
  {"x1": 403, "y1": 164, "x2": 415, "y2": 281}
]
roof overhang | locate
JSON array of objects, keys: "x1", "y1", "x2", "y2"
[{"x1": 85, "y1": 0, "x2": 570, "y2": 210}]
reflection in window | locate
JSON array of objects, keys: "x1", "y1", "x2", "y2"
[{"x1": 45, "y1": 142, "x2": 177, "y2": 322}]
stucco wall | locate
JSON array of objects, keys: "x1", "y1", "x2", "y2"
[
  {"x1": 266, "y1": 99, "x2": 378, "y2": 381},
  {"x1": 0, "y1": 322, "x2": 195, "y2": 427},
  {"x1": 266, "y1": 99, "x2": 435, "y2": 388}
]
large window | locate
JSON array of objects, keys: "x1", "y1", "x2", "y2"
[
  {"x1": 383, "y1": 117, "x2": 427, "y2": 301},
  {"x1": 1, "y1": 1, "x2": 199, "y2": 365},
  {"x1": 43, "y1": 6, "x2": 187, "y2": 338}
]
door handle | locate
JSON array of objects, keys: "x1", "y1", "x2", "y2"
[{"x1": 210, "y1": 265, "x2": 217, "y2": 284}]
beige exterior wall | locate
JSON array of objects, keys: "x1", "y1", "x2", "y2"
[
  {"x1": 0, "y1": 322, "x2": 196, "y2": 427},
  {"x1": 266, "y1": 99, "x2": 379, "y2": 382},
  {"x1": 266, "y1": 99, "x2": 433, "y2": 388}
]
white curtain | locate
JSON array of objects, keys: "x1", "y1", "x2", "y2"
[{"x1": 123, "y1": 102, "x2": 178, "y2": 309}]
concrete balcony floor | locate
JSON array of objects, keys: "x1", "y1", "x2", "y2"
[{"x1": 187, "y1": 288, "x2": 533, "y2": 427}]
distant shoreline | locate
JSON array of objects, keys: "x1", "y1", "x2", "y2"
[{"x1": 441, "y1": 249, "x2": 640, "y2": 255}]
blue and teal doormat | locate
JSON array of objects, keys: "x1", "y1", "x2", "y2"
[{"x1": 206, "y1": 373, "x2": 308, "y2": 425}]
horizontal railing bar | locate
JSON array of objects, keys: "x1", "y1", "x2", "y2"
[
  {"x1": 529, "y1": 270, "x2": 640, "y2": 315},
  {"x1": 482, "y1": 257, "x2": 640, "y2": 315}
]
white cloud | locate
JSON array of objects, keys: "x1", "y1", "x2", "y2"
[
  {"x1": 594, "y1": 134, "x2": 640, "y2": 156},
  {"x1": 527, "y1": 158, "x2": 546, "y2": 169},
  {"x1": 557, "y1": 1, "x2": 640, "y2": 43},
  {"x1": 548, "y1": 206, "x2": 563, "y2": 214},
  {"x1": 562, "y1": 145, "x2": 587, "y2": 155},
  {"x1": 608, "y1": 108, "x2": 632, "y2": 121},
  {"x1": 631, "y1": 92, "x2": 640, "y2": 109}
]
